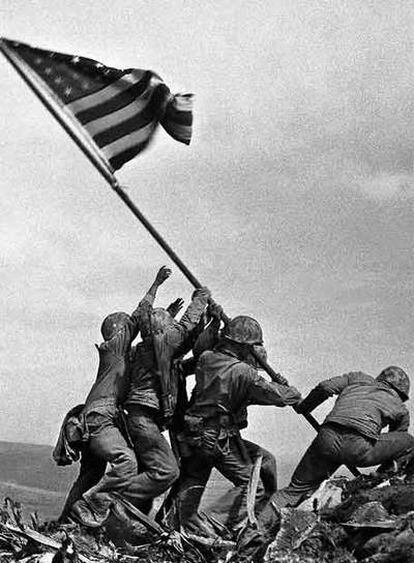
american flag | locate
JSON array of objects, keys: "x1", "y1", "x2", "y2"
[{"x1": 1, "y1": 38, "x2": 193, "y2": 171}]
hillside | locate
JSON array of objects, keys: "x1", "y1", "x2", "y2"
[
  {"x1": 0, "y1": 441, "x2": 77, "y2": 519},
  {"x1": 0, "y1": 441, "x2": 251, "y2": 522},
  {"x1": 0, "y1": 440, "x2": 294, "y2": 522}
]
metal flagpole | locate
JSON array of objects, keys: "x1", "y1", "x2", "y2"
[{"x1": 109, "y1": 182, "x2": 204, "y2": 288}]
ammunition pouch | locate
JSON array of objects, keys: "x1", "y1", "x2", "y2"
[{"x1": 182, "y1": 411, "x2": 239, "y2": 456}]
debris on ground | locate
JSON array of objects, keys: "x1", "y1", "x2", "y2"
[{"x1": 0, "y1": 469, "x2": 413, "y2": 562}]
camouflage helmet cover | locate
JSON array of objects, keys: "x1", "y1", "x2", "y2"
[
  {"x1": 101, "y1": 312, "x2": 131, "y2": 341},
  {"x1": 376, "y1": 365, "x2": 410, "y2": 400},
  {"x1": 222, "y1": 315, "x2": 264, "y2": 345}
]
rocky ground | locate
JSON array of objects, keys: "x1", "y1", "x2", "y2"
[{"x1": 0, "y1": 470, "x2": 413, "y2": 563}]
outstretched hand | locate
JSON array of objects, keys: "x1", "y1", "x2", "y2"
[
  {"x1": 166, "y1": 297, "x2": 185, "y2": 318},
  {"x1": 155, "y1": 265, "x2": 172, "y2": 285}
]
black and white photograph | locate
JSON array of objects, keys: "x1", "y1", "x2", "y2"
[{"x1": 1, "y1": 2, "x2": 413, "y2": 561}]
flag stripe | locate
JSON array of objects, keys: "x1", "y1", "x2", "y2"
[
  {"x1": 76, "y1": 73, "x2": 153, "y2": 124},
  {"x1": 109, "y1": 141, "x2": 151, "y2": 170},
  {"x1": 101, "y1": 121, "x2": 157, "y2": 160},
  {"x1": 92, "y1": 108, "x2": 154, "y2": 147},
  {"x1": 163, "y1": 100, "x2": 193, "y2": 127},
  {"x1": 90, "y1": 83, "x2": 169, "y2": 147},
  {"x1": 82, "y1": 97, "x2": 151, "y2": 136},
  {"x1": 66, "y1": 69, "x2": 147, "y2": 113},
  {"x1": 161, "y1": 121, "x2": 191, "y2": 144}
]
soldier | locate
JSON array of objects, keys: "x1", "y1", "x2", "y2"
[
  {"x1": 238, "y1": 366, "x2": 414, "y2": 559},
  {"x1": 123, "y1": 280, "x2": 212, "y2": 514},
  {"x1": 65, "y1": 266, "x2": 171, "y2": 526},
  {"x1": 176, "y1": 316, "x2": 301, "y2": 535},
  {"x1": 275, "y1": 366, "x2": 414, "y2": 507}
]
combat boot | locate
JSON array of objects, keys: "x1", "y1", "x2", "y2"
[
  {"x1": 235, "y1": 500, "x2": 281, "y2": 562},
  {"x1": 70, "y1": 492, "x2": 113, "y2": 528},
  {"x1": 109, "y1": 499, "x2": 154, "y2": 545}
]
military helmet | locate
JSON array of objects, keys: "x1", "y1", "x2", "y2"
[
  {"x1": 376, "y1": 366, "x2": 410, "y2": 401},
  {"x1": 101, "y1": 312, "x2": 131, "y2": 341},
  {"x1": 222, "y1": 315, "x2": 264, "y2": 345}
]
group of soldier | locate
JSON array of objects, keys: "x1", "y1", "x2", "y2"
[{"x1": 53, "y1": 265, "x2": 414, "y2": 560}]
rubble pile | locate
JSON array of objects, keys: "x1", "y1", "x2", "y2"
[
  {"x1": 0, "y1": 498, "x2": 200, "y2": 563},
  {"x1": 0, "y1": 471, "x2": 413, "y2": 563},
  {"x1": 265, "y1": 473, "x2": 414, "y2": 563}
]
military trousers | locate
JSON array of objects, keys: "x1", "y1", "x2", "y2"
[
  {"x1": 126, "y1": 405, "x2": 180, "y2": 512},
  {"x1": 63, "y1": 400, "x2": 145, "y2": 520},
  {"x1": 271, "y1": 422, "x2": 414, "y2": 509},
  {"x1": 177, "y1": 435, "x2": 270, "y2": 533},
  {"x1": 60, "y1": 444, "x2": 107, "y2": 520}
]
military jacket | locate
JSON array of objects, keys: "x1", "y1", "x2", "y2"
[
  {"x1": 186, "y1": 348, "x2": 301, "y2": 429},
  {"x1": 126, "y1": 292, "x2": 209, "y2": 411},
  {"x1": 84, "y1": 307, "x2": 140, "y2": 408},
  {"x1": 319, "y1": 372, "x2": 410, "y2": 440}
]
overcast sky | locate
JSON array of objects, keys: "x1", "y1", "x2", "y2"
[{"x1": 1, "y1": 0, "x2": 413, "y2": 479}]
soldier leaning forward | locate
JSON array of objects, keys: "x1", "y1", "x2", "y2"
[
  {"x1": 273, "y1": 366, "x2": 414, "y2": 508},
  {"x1": 58, "y1": 267, "x2": 171, "y2": 526},
  {"x1": 176, "y1": 315, "x2": 301, "y2": 535},
  {"x1": 237, "y1": 366, "x2": 414, "y2": 560}
]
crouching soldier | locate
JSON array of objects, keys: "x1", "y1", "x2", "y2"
[
  {"x1": 61, "y1": 266, "x2": 171, "y2": 526},
  {"x1": 274, "y1": 366, "x2": 414, "y2": 507},
  {"x1": 123, "y1": 280, "x2": 212, "y2": 514},
  {"x1": 176, "y1": 316, "x2": 301, "y2": 536},
  {"x1": 238, "y1": 366, "x2": 414, "y2": 559}
]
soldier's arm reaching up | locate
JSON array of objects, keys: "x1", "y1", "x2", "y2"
[
  {"x1": 139, "y1": 265, "x2": 172, "y2": 308},
  {"x1": 132, "y1": 266, "x2": 172, "y2": 335}
]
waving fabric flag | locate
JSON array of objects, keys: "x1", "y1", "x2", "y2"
[{"x1": 0, "y1": 38, "x2": 193, "y2": 171}]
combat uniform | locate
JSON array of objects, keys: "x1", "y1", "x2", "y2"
[
  {"x1": 124, "y1": 289, "x2": 210, "y2": 510},
  {"x1": 63, "y1": 308, "x2": 141, "y2": 523},
  {"x1": 236, "y1": 368, "x2": 414, "y2": 560},
  {"x1": 272, "y1": 371, "x2": 414, "y2": 509},
  {"x1": 177, "y1": 343, "x2": 301, "y2": 533}
]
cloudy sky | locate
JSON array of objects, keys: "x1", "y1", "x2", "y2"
[{"x1": 1, "y1": 1, "x2": 413, "y2": 479}]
